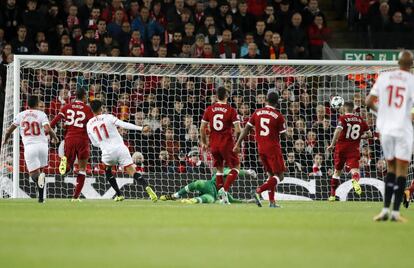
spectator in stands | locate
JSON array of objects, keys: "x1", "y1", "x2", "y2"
[
  {"x1": 2, "y1": 0, "x2": 21, "y2": 40},
  {"x1": 86, "y1": 41, "x2": 98, "y2": 56},
  {"x1": 144, "y1": 106, "x2": 162, "y2": 131},
  {"x1": 157, "y1": 150, "x2": 176, "y2": 173},
  {"x1": 184, "y1": 22, "x2": 196, "y2": 44},
  {"x1": 287, "y1": 101, "x2": 301, "y2": 124},
  {"x1": 389, "y1": 11, "x2": 409, "y2": 48},
  {"x1": 164, "y1": 128, "x2": 180, "y2": 161},
  {"x1": 235, "y1": 0, "x2": 256, "y2": 33},
  {"x1": 22, "y1": 0, "x2": 45, "y2": 39},
  {"x1": 146, "y1": 34, "x2": 161, "y2": 57},
  {"x1": 239, "y1": 32, "x2": 256, "y2": 58},
  {"x1": 102, "y1": 0, "x2": 128, "y2": 24},
  {"x1": 191, "y1": 34, "x2": 205, "y2": 57},
  {"x1": 167, "y1": 31, "x2": 183, "y2": 57},
  {"x1": 222, "y1": 13, "x2": 243, "y2": 45},
  {"x1": 284, "y1": 12, "x2": 309, "y2": 59},
  {"x1": 66, "y1": 5, "x2": 80, "y2": 32},
  {"x1": 243, "y1": 42, "x2": 260, "y2": 59},
  {"x1": 267, "y1": 32, "x2": 285, "y2": 59},
  {"x1": 187, "y1": 150, "x2": 208, "y2": 174},
  {"x1": 78, "y1": 0, "x2": 94, "y2": 24},
  {"x1": 132, "y1": 6, "x2": 163, "y2": 43},
  {"x1": 264, "y1": 4, "x2": 283, "y2": 34},
  {"x1": 49, "y1": 88, "x2": 70, "y2": 118},
  {"x1": 11, "y1": 25, "x2": 33, "y2": 54},
  {"x1": 309, "y1": 153, "x2": 324, "y2": 176},
  {"x1": 216, "y1": 29, "x2": 238, "y2": 59},
  {"x1": 107, "y1": 9, "x2": 127, "y2": 40},
  {"x1": 183, "y1": 125, "x2": 200, "y2": 154},
  {"x1": 276, "y1": 0, "x2": 294, "y2": 29},
  {"x1": 308, "y1": 14, "x2": 331, "y2": 59},
  {"x1": 167, "y1": 0, "x2": 186, "y2": 26},
  {"x1": 302, "y1": 0, "x2": 325, "y2": 27},
  {"x1": 369, "y1": 1, "x2": 391, "y2": 48},
  {"x1": 286, "y1": 151, "x2": 304, "y2": 178},
  {"x1": 375, "y1": 159, "x2": 387, "y2": 178},
  {"x1": 36, "y1": 40, "x2": 49, "y2": 55},
  {"x1": 254, "y1": 20, "x2": 267, "y2": 45},
  {"x1": 203, "y1": 43, "x2": 214, "y2": 58},
  {"x1": 293, "y1": 138, "x2": 312, "y2": 172},
  {"x1": 179, "y1": 39, "x2": 192, "y2": 58},
  {"x1": 259, "y1": 30, "x2": 273, "y2": 59}
]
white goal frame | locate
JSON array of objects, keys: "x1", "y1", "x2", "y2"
[{"x1": 6, "y1": 55, "x2": 398, "y2": 199}]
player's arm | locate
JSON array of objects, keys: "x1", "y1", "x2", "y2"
[
  {"x1": 233, "y1": 123, "x2": 252, "y2": 153},
  {"x1": 233, "y1": 121, "x2": 241, "y2": 140},
  {"x1": 114, "y1": 118, "x2": 150, "y2": 132},
  {"x1": 361, "y1": 130, "x2": 373, "y2": 139},
  {"x1": 2, "y1": 124, "x2": 17, "y2": 146},
  {"x1": 327, "y1": 126, "x2": 342, "y2": 152},
  {"x1": 199, "y1": 121, "x2": 209, "y2": 150},
  {"x1": 44, "y1": 124, "x2": 59, "y2": 144},
  {"x1": 50, "y1": 111, "x2": 65, "y2": 128},
  {"x1": 365, "y1": 76, "x2": 380, "y2": 113}
]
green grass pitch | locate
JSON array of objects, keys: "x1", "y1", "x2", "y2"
[{"x1": 0, "y1": 200, "x2": 412, "y2": 268}]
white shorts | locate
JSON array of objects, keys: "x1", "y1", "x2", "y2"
[
  {"x1": 101, "y1": 145, "x2": 133, "y2": 168},
  {"x1": 24, "y1": 143, "x2": 48, "y2": 172},
  {"x1": 380, "y1": 134, "x2": 413, "y2": 162}
]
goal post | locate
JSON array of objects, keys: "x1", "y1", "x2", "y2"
[{"x1": 0, "y1": 55, "x2": 400, "y2": 201}]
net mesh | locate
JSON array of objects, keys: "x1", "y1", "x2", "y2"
[{"x1": 0, "y1": 58, "x2": 408, "y2": 201}]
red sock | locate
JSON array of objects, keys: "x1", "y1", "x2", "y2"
[
  {"x1": 268, "y1": 190, "x2": 275, "y2": 202},
  {"x1": 330, "y1": 178, "x2": 340, "y2": 196},
  {"x1": 267, "y1": 177, "x2": 278, "y2": 202},
  {"x1": 352, "y1": 172, "x2": 360, "y2": 182},
  {"x1": 409, "y1": 180, "x2": 414, "y2": 195},
  {"x1": 257, "y1": 176, "x2": 277, "y2": 193},
  {"x1": 223, "y1": 169, "x2": 239, "y2": 191},
  {"x1": 73, "y1": 172, "x2": 86, "y2": 198},
  {"x1": 216, "y1": 173, "x2": 223, "y2": 190}
]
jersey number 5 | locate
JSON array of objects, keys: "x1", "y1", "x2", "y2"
[
  {"x1": 66, "y1": 109, "x2": 86, "y2": 127},
  {"x1": 259, "y1": 118, "x2": 270, "y2": 136},
  {"x1": 93, "y1": 124, "x2": 109, "y2": 141},
  {"x1": 386, "y1": 85, "x2": 405, "y2": 108}
]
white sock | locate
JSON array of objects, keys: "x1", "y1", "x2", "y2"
[
  {"x1": 381, "y1": 208, "x2": 390, "y2": 215},
  {"x1": 173, "y1": 193, "x2": 179, "y2": 198},
  {"x1": 391, "y1": 210, "x2": 400, "y2": 218}
]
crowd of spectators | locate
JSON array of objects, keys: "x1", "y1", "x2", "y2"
[
  {"x1": 0, "y1": 0, "x2": 332, "y2": 62},
  {"x1": 353, "y1": 0, "x2": 414, "y2": 48}
]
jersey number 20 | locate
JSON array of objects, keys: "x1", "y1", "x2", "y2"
[{"x1": 22, "y1": 121, "x2": 40, "y2": 136}]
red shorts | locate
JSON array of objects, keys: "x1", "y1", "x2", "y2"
[
  {"x1": 210, "y1": 145, "x2": 239, "y2": 168},
  {"x1": 64, "y1": 138, "x2": 90, "y2": 168},
  {"x1": 259, "y1": 149, "x2": 286, "y2": 174},
  {"x1": 334, "y1": 148, "x2": 360, "y2": 171}
]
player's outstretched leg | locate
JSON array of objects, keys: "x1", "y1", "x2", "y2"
[
  {"x1": 105, "y1": 166, "x2": 124, "y2": 201},
  {"x1": 351, "y1": 170, "x2": 362, "y2": 196},
  {"x1": 219, "y1": 168, "x2": 239, "y2": 204},
  {"x1": 72, "y1": 171, "x2": 86, "y2": 201}
]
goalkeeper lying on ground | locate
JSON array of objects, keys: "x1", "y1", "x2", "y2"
[{"x1": 160, "y1": 168, "x2": 257, "y2": 204}]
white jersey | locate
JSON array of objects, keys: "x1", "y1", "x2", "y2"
[
  {"x1": 86, "y1": 114, "x2": 142, "y2": 154},
  {"x1": 370, "y1": 70, "x2": 414, "y2": 137},
  {"x1": 13, "y1": 109, "x2": 49, "y2": 146}
]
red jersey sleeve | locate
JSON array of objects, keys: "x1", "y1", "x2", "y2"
[
  {"x1": 278, "y1": 115, "x2": 287, "y2": 133},
  {"x1": 50, "y1": 104, "x2": 67, "y2": 128},
  {"x1": 231, "y1": 107, "x2": 239, "y2": 124},
  {"x1": 248, "y1": 112, "x2": 257, "y2": 127},
  {"x1": 201, "y1": 107, "x2": 210, "y2": 123},
  {"x1": 337, "y1": 116, "x2": 345, "y2": 129}
]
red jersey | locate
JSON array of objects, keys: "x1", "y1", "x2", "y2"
[
  {"x1": 336, "y1": 113, "x2": 369, "y2": 150},
  {"x1": 201, "y1": 102, "x2": 239, "y2": 148},
  {"x1": 51, "y1": 100, "x2": 93, "y2": 139},
  {"x1": 248, "y1": 105, "x2": 286, "y2": 153}
]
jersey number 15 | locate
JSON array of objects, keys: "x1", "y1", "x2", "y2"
[{"x1": 386, "y1": 85, "x2": 405, "y2": 108}]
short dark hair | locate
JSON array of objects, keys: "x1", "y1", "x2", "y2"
[
  {"x1": 267, "y1": 91, "x2": 279, "y2": 106},
  {"x1": 216, "y1": 86, "x2": 228, "y2": 101},
  {"x1": 343, "y1": 101, "x2": 354, "y2": 111},
  {"x1": 76, "y1": 87, "x2": 87, "y2": 100},
  {"x1": 27, "y1": 95, "x2": 39, "y2": 108},
  {"x1": 90, "y1": 99, "x2": 103, "y2": 113}
]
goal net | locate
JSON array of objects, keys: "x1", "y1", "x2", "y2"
[{"x1": 0, "y1": 56, "x2": 403, "y2": 201}]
